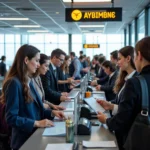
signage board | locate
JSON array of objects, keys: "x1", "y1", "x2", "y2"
[
  {"x1": 65, "y1": 8, "x2": 122, "y2": 22},
  {"x1": 83, "y1": 44, "x2": 100, "y2": 48}
]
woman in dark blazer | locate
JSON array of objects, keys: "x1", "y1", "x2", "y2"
[
  {"x1": 32, "y1": 53, "x2": 65, "y2": 110},
  {"x1": 91, "y1": 56, "x2": 109, "y2": 86},
  {"x1": 0, "y1": 45, "x2": 65, "y2": 150},
  {"x1": 58, "y1": 55, "x2": 75, "y2": 92},
  {"x1": 97, "y1": 37, "x2": 150, "y2": 150},
  {"x1": 96, "y1": 60, "x2": 118, "y2": 101},
  {"x1": 97, "y1": 46, "x2": 138, "y2": 149}
]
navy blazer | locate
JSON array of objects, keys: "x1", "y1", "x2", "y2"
[
  {"x1": 57, "y1": 68, "x2": 70, "y2": 92},
  {"x1": 94, "y1": 64, "x2": 99, "y2": 77},
  {"x1": 41, "y1": 64, "x2": 61, "y2": 105},
  {"x1": 100, "y1": 71, "x2": 118, "y2": 101},
  {"x1": 5, "y1": 77, "x2": 53, "y2": 149},
  {"x1": 111, "y1": 71, "x2": 139, "y2": 104},
  {"x1": 106, "y1": 65, "x2": 150, "y2": 149},
  {"x1": 97, "y1": 67, "x2": 109, "y2": 85}
]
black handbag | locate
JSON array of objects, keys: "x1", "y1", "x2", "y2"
[{"x1": 124, "y1": 76, "x2": 150, "y2": 150}]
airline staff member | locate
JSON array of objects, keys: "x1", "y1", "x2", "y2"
[{"x1": 0, "y1": 45, "x2": 65, "y2": 150}]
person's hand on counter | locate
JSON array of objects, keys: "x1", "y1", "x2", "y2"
[
  {"x1": 60, "y1": 95, "x2": 71, "y2": 102},
  {"x1": 61, "y1": 92, "x2": 68, "y2": 97},
  {"x1": 52, "y1": 110, "x2": 66, "y2": 120},
  {"x1": 34, "y1": 119, "x2": 54, "y2": 128},
  {"x1": 97, "y1": 112, "x2": 107, "y2": 124},
  {"x1": 90, "y1": 80, "x2": 97, "y2": 86},
  {"x1": 96, "y1": 85, "x2": 101, "y2": 91}
]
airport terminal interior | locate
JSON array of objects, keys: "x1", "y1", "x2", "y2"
[{"x1": 0, "y1": 0, "x2": 150, "y2": 150}]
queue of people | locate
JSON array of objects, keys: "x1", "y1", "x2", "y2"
[{"x1": 0, "y1": 36, "x2": 150, "y2": 150}]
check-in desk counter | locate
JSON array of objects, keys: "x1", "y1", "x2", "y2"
[
  {"x1": 20, "y1": 89, "x2": 118, "y2": 150},
  {"x1": 20, "y1": 124, "x2": 118, "y2": 150}
]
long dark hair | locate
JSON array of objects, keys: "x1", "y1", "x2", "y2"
[
  {"x1": 39, "y1": 54, "x2": 49, "y2": 65},
  {"x1": 33, "y1": 53, "x2": 49, "y2": 77},
  {"x1": 60, "y1": 55, "x2": 70, "y2": 74},
  {"x1": 0, "y1": 44, "x2": 40, "y2": 104},
  {"x1": 102, "y1": 60, "x2": 116, "y2": 72},
  {"x1": 114, "y1": 46, "x2": 135, "y2": 93}
]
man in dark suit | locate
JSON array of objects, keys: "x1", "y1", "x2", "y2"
[
  {"x1": 41, "y1": 49, "x2": 70, "y2": 105},
  {"x1": 97, "y1": 37, "x2": 150, "y2": 149}
]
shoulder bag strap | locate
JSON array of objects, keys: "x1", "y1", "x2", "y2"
[{"x1": 136, "y1": 76, "x2": 149, "y2": 116}]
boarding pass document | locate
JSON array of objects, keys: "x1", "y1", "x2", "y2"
[
  {"x1": 59, "y1": 101, "x2": 74, "y2": 111},
  {"x1": 45, "y1": 143, "x2": 73, "y2": 150},
  {"x1": 84, "y1": 97, "x2": 105, "y2": 113},
  {"x1": 83, "y1": 141, "x2": 116, "y2": 148},
  {"x1": 93, "y1": 95, "x2": 105, "y2": 100},
  {"x1": 42, "y1": 122, "x2": 66, "y2": 136},
  {"x1": 68, "y1": 90, "x2": 79, "y2": 98}
]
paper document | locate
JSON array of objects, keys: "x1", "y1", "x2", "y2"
[
  {"x1": 43, "y1": 122, "x2": 66, "y2": 136},
  {"x1": 72, "y1": 83, "x2": 80, "y2": 87},
  {"x1": 83, "y1": 141, "x2": 116, "y2": 148},
  {"x1": 93, "y1": 96, "x2": 105, "y2": 100},
  {"x1": 93, "y1": 94, "x2": 106, "y2": 100},
  {"x1": 92, "y1": 91, "x2": 105, "y2": 94},
  {"x1": 68, "y1": 90, "x2": 79, "y2": 98},
  {"x1": 60, "y1": 101, "x2": 74, "y2": 111},
  {"x1": 84, "y1": 97, "x2": 105, "y2": 113},
  {"x1": 45, "y1": 143, "x2": 73, "y2": 150}
]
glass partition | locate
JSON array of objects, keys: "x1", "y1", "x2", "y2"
[{"x1": 137, "y1": 11, "x2": 145, "y2": 40}]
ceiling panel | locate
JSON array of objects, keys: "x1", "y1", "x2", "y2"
[{"x1": 0, "y1": 0, "x2": 149, "y2": 34}]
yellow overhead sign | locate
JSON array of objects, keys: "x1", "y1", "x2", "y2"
[
  {"x1": 83, "y1": 44, "x2": 100, "y2": 48},
  {"x1": 66, "y1": 8, "x2": 122, "y2": 22}
]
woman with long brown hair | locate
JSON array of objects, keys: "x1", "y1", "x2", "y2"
[
  {"x1": 0, "y1": 44, "x2": 65, "y2": 150},
  {"x1": 97, "y1": 46, "x2": 138, "y2": 149},
  {"x1": 58, "y1": 55, "x2": 76, "y2": 92},
  {"x1": 97, "y1": 46, "x2": 138, "y2": 114},
  {"x1": 32, "y1": 53, "x2": 65, "y2": 110}
]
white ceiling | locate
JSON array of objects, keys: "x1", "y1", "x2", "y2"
[{"x1": 0, "y1": 0, "x2": 149, "y2": 34}]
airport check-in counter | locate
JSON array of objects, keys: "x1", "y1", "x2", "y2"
[
  {"x1": 20, "y1": 124, "x2": 118, "y2": 150},
  {"x1": 20, "y1": 74, "x2": 118, "y2": 150}
]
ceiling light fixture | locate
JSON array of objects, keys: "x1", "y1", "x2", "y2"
[
  {"x1": 0, "y1": 18, "x2": 29, "y2": 20},
  {"x1": 14, "y1": 25, "x2": 40, "y2": 28},
  {"x1": 63, "y1": 0, "x2": 111, "y2": 2},
  {"x1": 27, "y1": 30, "x2": 49, "y2": 33},
  {"x1": 79, "y1": 25, "x2": 104, "y2": 28}
]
